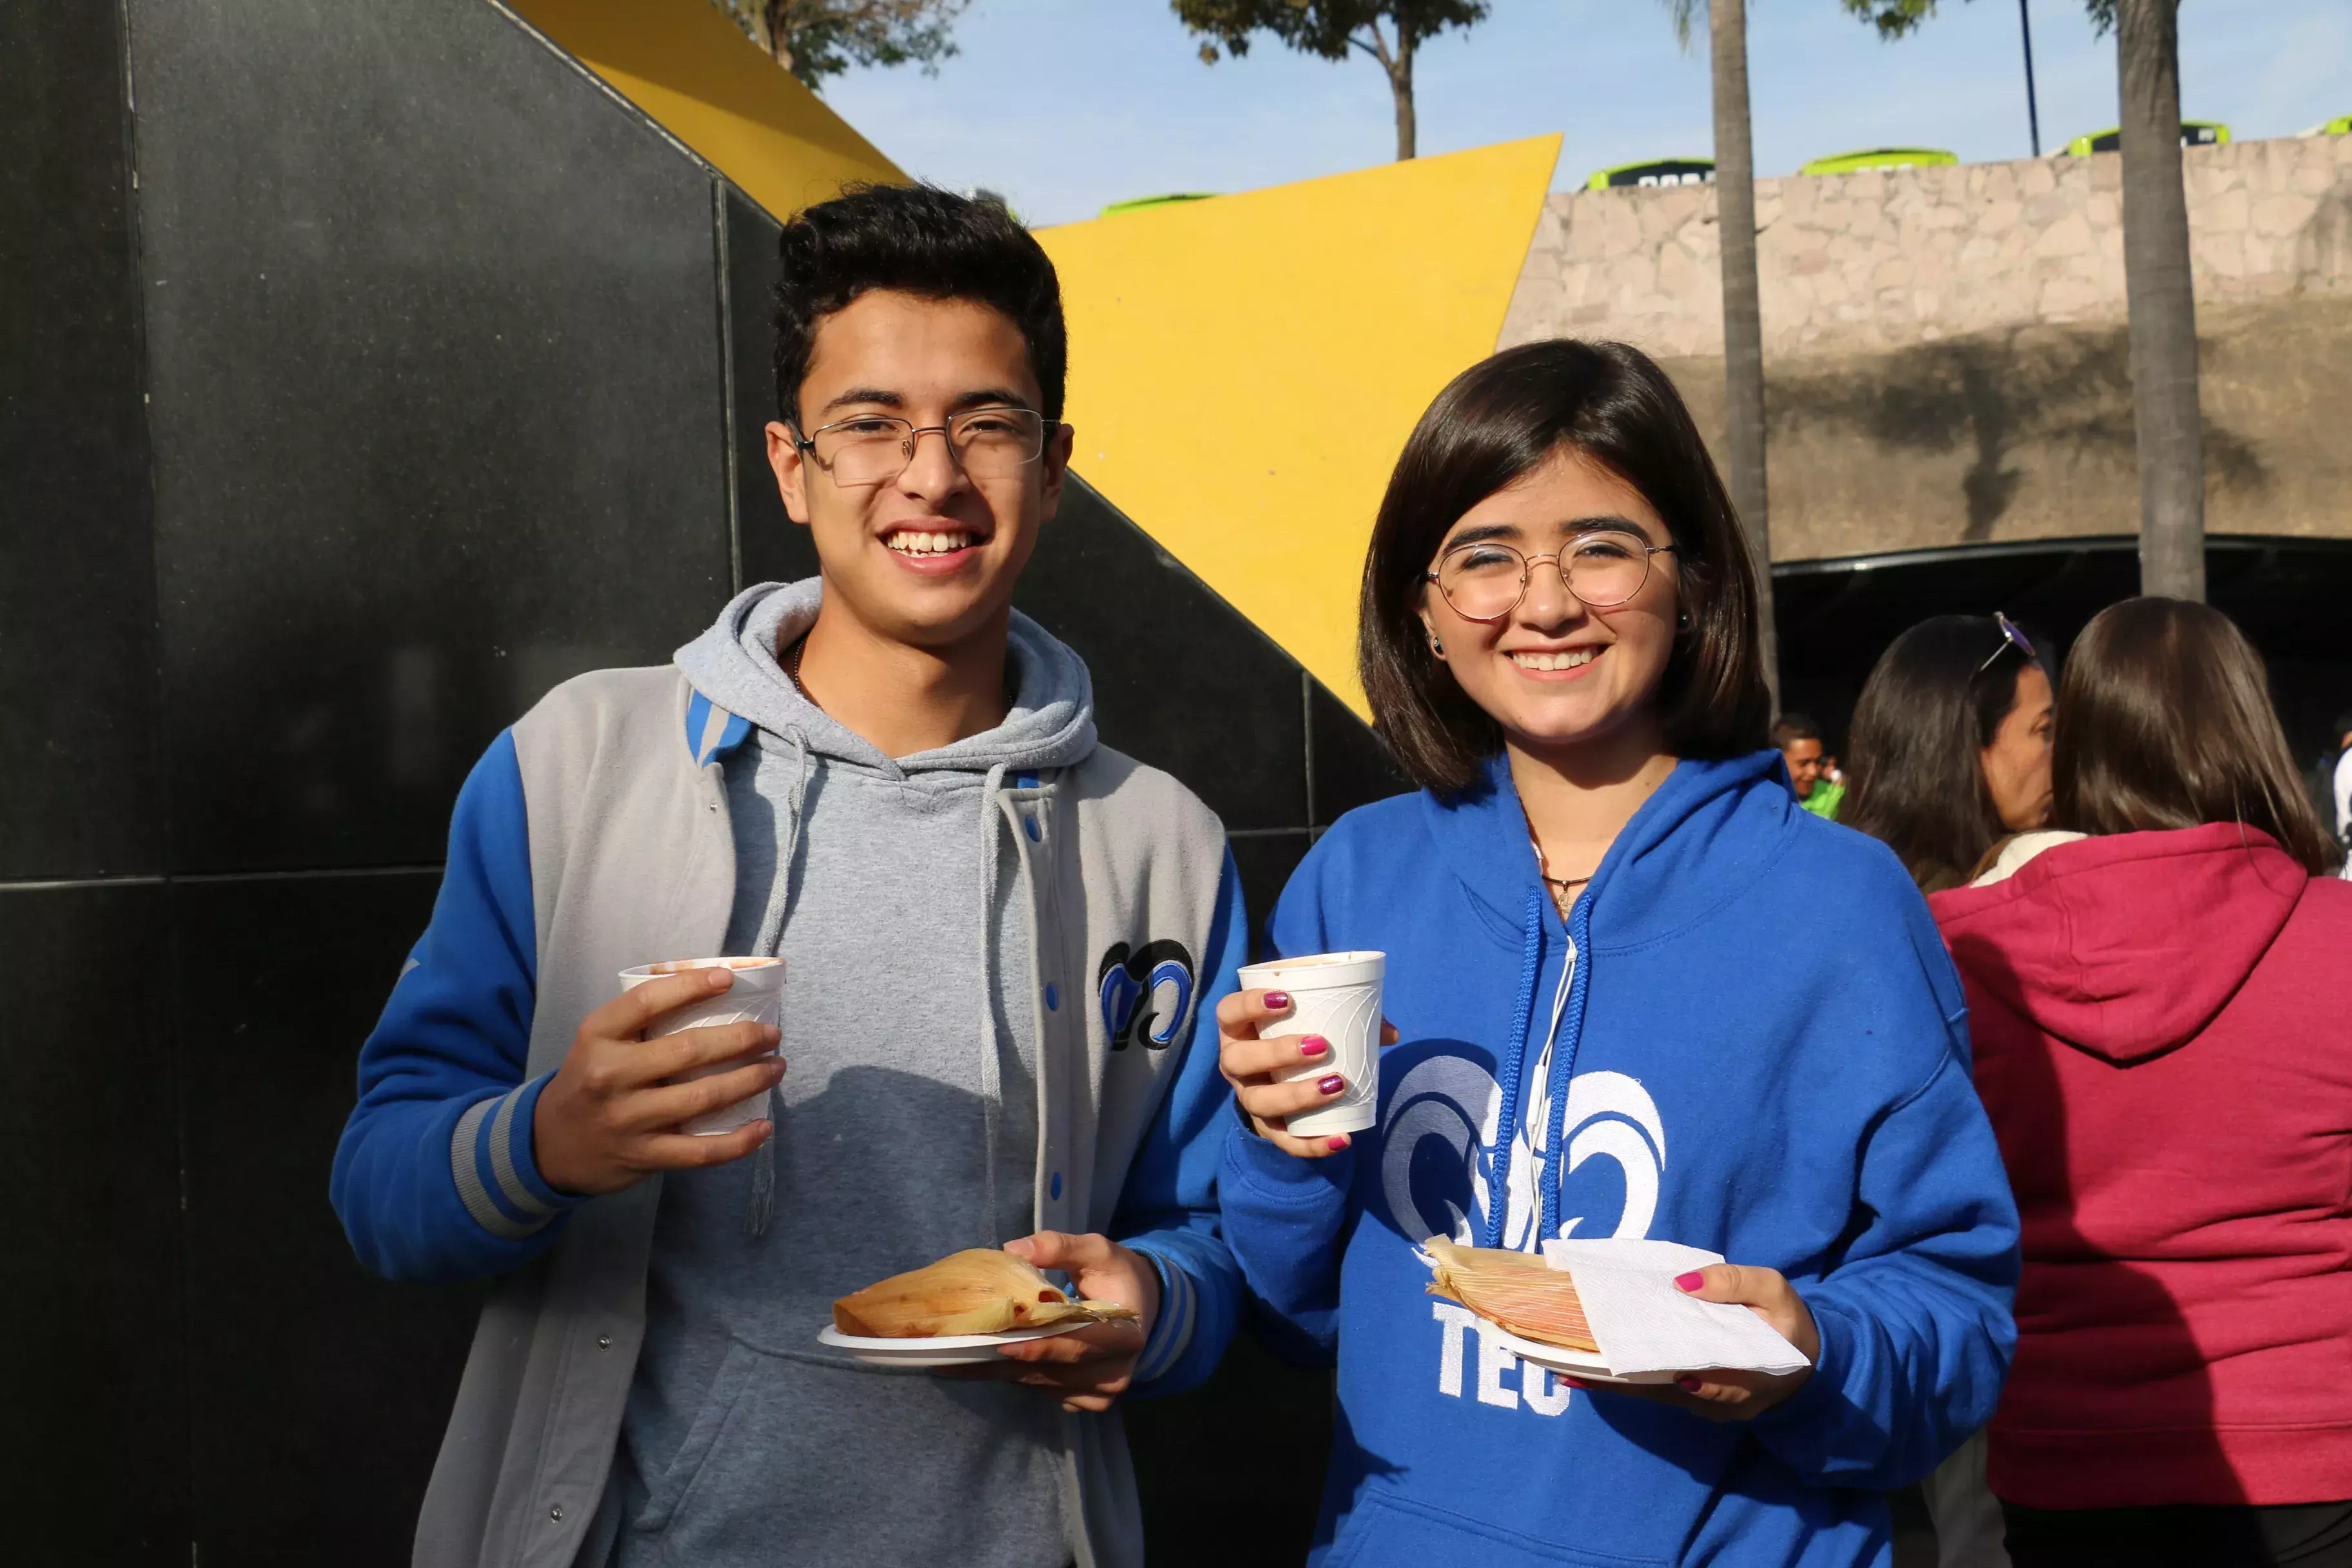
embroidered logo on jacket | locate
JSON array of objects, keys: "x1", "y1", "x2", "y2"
[{"x1": 1095, "y1": 940, "x2": 1196, "y2": 1051}]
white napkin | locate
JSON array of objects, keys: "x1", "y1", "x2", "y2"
[{"x1": 1539, "y1": 1239, "x2": 1812, "y2": 1378}]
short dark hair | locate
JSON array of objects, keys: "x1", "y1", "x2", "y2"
[
  {"x1": 2056, "y1": 598, "x2": 2338, "y2": 875},
  {"x1": 1771, "y1": 713, "x2": 1822, "y2": 749},
  {"x1": 1357, "y1": 340, "x2": 1771, "y2": 797},
  {"x1": 772, "y1": 184, "x2": 1068, "y2": 427},
  {"x1": 1842, "y1": 615, "x2": 2048, "y2": 892}
]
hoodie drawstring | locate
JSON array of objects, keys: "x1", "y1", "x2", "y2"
[
  {"x1": 1534, "y1": 894, "x2": 1594, "y2": 1245},
  {"x1": 746, "y1": 732, "x2": 812, "y2": 1239},
  {"x1": 975, "y1": 762, "x2": 1010, "y2": 1248},
  {"x1": 1482, "y1": 889, "x2": 1546, "y2": 1250}
]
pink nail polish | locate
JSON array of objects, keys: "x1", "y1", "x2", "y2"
[
  {"x1": 1298, "y1": 1035, "x2": 1329, "y2": 1058},
  {"x1": 1676, "y1": 1375, "x2": 1704, "y2": 1393},
  {"x1": 1317, "y1": 1075, "x2": 1345, "y2": 1095},
  {"x1": 1264, "y1": 990, "x2": 1291, "y2": 1010},
  {"x1": 1325, "y1": 1134, "x2": 1351, "y2": 1152},
  {"x1": 1674, "y1": 1271, "x2": 1706, "y2": 1292}
]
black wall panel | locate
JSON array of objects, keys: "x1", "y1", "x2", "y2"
[
  {"x1": 128, "y1": 0, "x2": 732, "y2": 874},
  {"x1": 726, "y1": 190, "x2": 817, "y2": 591},
  {"x1": 0, "y1": 0, "x2": 163, "y2": 881},
  {"x1": 0, "y1": 883, "x2": 186, "y2": 1562},
  {"x1": 176, "y1": 872, "x2": 484, "y2": 1561}
]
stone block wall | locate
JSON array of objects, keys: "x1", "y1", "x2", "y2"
[{"x1": 1499, "y1": 135, "x2": 2352, "y2": 559}]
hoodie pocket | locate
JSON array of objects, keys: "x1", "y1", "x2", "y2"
[
  {"x1": 1325, "y1": 1491, "x2": 1669, "y2": 1568},
  {"x1": 630, "y1": 1340, "x2": 762, "y2": 1540}
]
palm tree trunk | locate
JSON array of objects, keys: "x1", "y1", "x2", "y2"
[
  {"x1": 1709, "y1": 0, "x2": 1777, "y2": 705},
  {"x1": 2117, "y1": 0, "x2": 2204, "y2": 600}
]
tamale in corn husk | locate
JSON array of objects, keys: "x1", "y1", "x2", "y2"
[
  {"x1": 1422, "y1": 1235, "x2": 1599, "y2": 1353},
  {"x1": 832, "y1": 1248, "x2": 1140, "y2": 1338}
]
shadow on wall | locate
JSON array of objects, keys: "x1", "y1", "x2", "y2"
[
  {"x1": 1658, "y1": 293, "x2": 2352, "y2": 561},
  {"x1": 1767, "y1": 320, "x2": 2268, "y2": 544}
]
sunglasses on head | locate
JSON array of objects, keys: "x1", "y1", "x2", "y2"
[{"x1": 1974, "y1": 611, "x2": 2035, "y2": 678}]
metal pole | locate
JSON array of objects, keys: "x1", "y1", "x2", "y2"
[{"x1": 2019, "y1": 0, "x2": 2043, "y2": 157}]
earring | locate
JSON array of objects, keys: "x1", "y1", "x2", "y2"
[
  {"x1": 1429, "y1": 634, "x2": 1445, "y2": 656},
  {"x1": 1676, "y1": 611, "x2": 1691, "y2": 630}
]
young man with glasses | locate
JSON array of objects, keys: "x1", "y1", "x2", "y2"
[{"x1": 333, "y1": 185, "x2": 1247, "y2": 1568}]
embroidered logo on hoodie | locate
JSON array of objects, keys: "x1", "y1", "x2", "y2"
[{"x1": 1096, "y1": 940, "x2": 1197, "y2": 1051}]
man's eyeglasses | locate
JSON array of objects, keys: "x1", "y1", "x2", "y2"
[
  {"x1": 794, "y1": 407, "x2": 1051, "y2": 488},
  {"x1": 1974, "y1": 611, "x2": 2035, "y2": 677},
  {"x1": 1425, "y1": 533, "x2": 1678, "y2": 622}
]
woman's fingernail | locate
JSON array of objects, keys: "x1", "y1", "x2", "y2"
[
  {"x1": 1676, "y1": 1375, "x2": 1705, "y2": 1393},
  {"x1": 1317, "y1": 1075, "x2": 1345, "y2": 1095},
  {"x1": 1264, "y1": 991, "x2": 1291, "y2": 1010},
  {"x1": 1325, "y1": 1134, "x2": 1351, "y2": 1152},
  {"x1": 1298, "y1": 1035, "x2": 1329, "y2": 1058},
  {"x1": 1562, "y1": 1377, "x2": 1594, "y2": 1390},
  {"x1": 1674, "y1": 1271, "x2": 1706, "y2": 1292}
]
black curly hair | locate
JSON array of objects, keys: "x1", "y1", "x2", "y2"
[{"x1": 771, "y1": 183, "x2": 1067, "y2": 428}]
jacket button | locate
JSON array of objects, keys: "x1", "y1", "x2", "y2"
[
  {"x1": 549, "y1": 1505, "x2": 565, "y2": 1522},
  {"x1": 596, "y1": 1334, "x2": 612, "y2": 1350}
]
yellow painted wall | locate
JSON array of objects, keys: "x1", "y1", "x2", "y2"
[
  {"x1": 1037, "y1": 136, "x2": 1562, "y2": 714},
  {"x1": 504, "y1": 0, "x2": 903, "y2": 219}
]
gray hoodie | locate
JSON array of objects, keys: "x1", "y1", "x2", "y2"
[{"x1": 597, "y1": 580, "x2": 1095, "y2": 1566}]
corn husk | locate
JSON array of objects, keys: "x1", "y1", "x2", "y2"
[
  {"x1": 1422, "y1": 1236, "x2": 1598, "y2": 1353},
  {"x1": 832, "y1": 1248, "x2": 1139, "y2": 1338}
]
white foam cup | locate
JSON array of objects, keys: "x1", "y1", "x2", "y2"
[
  {"x1": 1234, "y1": 950, "x2": 1386, "y2": 1137},
  {"x1": 616, "y1": 957, "x2": 786, "y2": 1136}
]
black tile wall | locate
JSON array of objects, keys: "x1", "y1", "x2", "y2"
[
  {"x1": 1019, "y1": 476, "x2": 1311, "y2": 832},
  {"x1": 1128, "y1": 1331, "x2": 1332, "y2": 1566},
  {"x1": 726, "y1": 190, "x2": 820, "y2": 591},
  {"x1": 0, "y1": 883, "x2": 186, "y2": 1563},
  {"x1": 0, "y1": 0, "x2": 164, "y2": 880},
  {"x1": 176, "y1": 872, "x2": 485, "y2": 1562},
  {"x1": 128, "y1": 0, "x2": 733, "y2": 874},
  {"x1": 1228, "y1": 831, "x2": 1313, "y2": 963},
  {"x1": 1309, "y1": 676, "x2": 1411, "y2": 829}
]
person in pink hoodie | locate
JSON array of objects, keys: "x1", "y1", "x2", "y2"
[{"x1": 1931, "y1": 598, "x2": 2352, "y2": 1568}]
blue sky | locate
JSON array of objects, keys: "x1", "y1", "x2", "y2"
[{"x1": 813, "y1": 1, "x2": 2352, "y2": 228}]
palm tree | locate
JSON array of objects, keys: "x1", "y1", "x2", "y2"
[
  {"x1": 1847, "y1": 0, "x2": 2203, "y2": 600},
  {"x1": 1665, "y1": 0, "x2": 1777, "y2": 705},
  {"x1": 2115, "y1": 0, "x2": 2203, "y2": 599}
]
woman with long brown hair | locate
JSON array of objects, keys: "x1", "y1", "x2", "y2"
[{"x1": 1932, "y1": 598, "x2": 2352, "y2": 1568}]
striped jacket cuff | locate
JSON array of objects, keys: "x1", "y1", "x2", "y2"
[
  {"x1": 449, "y1": 1073, "x2": 578, "y2": 1240},
  {"x1": 1126, "y1": 1242, "x2": 1199, "y2": 1386}
]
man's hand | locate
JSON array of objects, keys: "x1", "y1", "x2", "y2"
[
  {"x1": 532, "y1": 967, "x2": 785, "y2": 1195},
  {"x1": 936, "y1": 1231, "x2": 1161, "y2": 1413},
  {"x1": 1564, "y1": 1264, "x2": 1820, "y2": 1422}
]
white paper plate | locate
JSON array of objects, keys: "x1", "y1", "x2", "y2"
[
  {"x1": 1482, "y1": 1322, "x2": 1678, "y2": 1386},
  {"x1": 816, "y1": 1320, "x2": 1089, "y2": 1368}
]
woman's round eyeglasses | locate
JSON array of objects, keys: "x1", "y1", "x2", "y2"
[
  {"x1": 1425, "y1": 534, "x2": 1678, "y2": 622},
  {"x1": 795, "y1": 407, "x2": 1050, "y2": 487}
]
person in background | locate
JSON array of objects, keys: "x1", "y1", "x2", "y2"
[
  {"x1": 2304, "y1": 708, "x2": 2352, "y2": 877},
  {"x1": 1931, "y1": 598, "x2": 2352, "y2": 1568},
  {"x1": 1772, "y1": 712, "x2": 1845, "y2": 819},
  {"x1": 1215, "y1": 339, "x2": 2017, "y2": 1568},
  {"x1": 1843, "y1": 614, "x2": 2052, "y2": 893}
]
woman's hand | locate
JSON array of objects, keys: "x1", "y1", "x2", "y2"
[
  {"x1": 1216, "y1": 988, "x2": 1398, "y2": 1158},
  {"x1": 934, "y1": 1231, "x2": 1157, "y2": 1413},
  {"x1": 1565, "y1": 1264, "x2": 1821, "y2": 1422}
]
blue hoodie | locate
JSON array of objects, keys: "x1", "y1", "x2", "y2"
[{"x1": 1222, "y1": 750, "x2": 2019, "y2": 1568}]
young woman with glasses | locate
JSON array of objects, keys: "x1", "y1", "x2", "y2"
[
  {"x1": 1932, "y1": 599, "x2": 2352, "y2": 1567},
  {"x1": 1213, "y1": 340, "x2": 2019, "y2": 1567},
  {"x1": 1841, "y1": 615, "x2": 2057, "y2": 894}
]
